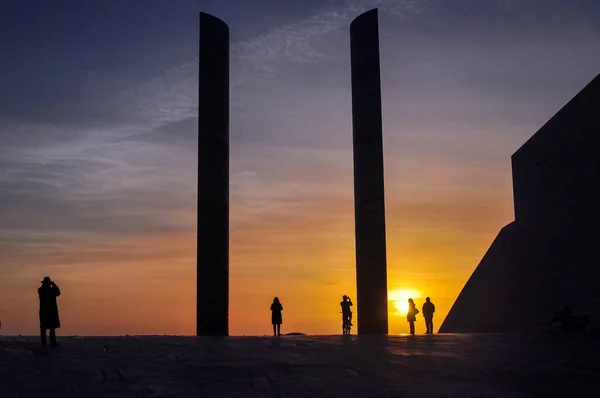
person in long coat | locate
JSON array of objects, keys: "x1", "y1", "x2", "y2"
[
  {"x1": 270, "y1": 297, "x2": 283, "y2": 336},
  {"x1": 38, "y1": 276, "x2": 61, "y2": 346}
]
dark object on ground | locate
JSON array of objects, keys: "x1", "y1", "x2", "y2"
[{"x1": 550, "y1": 308, "x2": 591, "y2": 333}]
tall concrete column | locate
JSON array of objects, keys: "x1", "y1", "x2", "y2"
[
  {"x1": 197, "y1": 12, "x2": 229, "y2": 336},
  {"x1": 350, "y1": 8, "x2": 389, "y2": 335}
]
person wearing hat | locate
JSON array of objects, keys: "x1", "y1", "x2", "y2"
[{"x1": 38, "y1": 277, "x2": 61, "y2": 347}]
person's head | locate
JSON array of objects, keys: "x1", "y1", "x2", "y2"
[
  {"x1": 273, "y1": 297, "x2": 279, "y2": 303},
  {"x1": 342, "y1": 295, "x2": 348, "y2": 301},
  {"x1": 41, "y1": 276, "x2": 52, "y2": 286},
  {"x1": 426, "y1": 297, "x2": 430, "y2": 302},
  {"x1": 408, "y1": 298, "x2": 414, "y2": 304}
]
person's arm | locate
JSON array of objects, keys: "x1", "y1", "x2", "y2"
[
  {"x1": 52, "y1": 283, "x2": 61, "y2": 297},
  {"x1": 432, "y1": 304, "x2": 435, "y2": 313}
]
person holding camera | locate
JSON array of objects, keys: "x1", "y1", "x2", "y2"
[
  {"x1": 340, "y1": 295, "x2": 353, "y2": 333},
  {"x1": 38, "y1": 276, "x2": 61, "y2": 347}
]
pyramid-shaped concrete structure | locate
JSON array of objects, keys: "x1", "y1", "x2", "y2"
[{"x1": 440, "y1": 74, "x2": 600, "y2": 332}]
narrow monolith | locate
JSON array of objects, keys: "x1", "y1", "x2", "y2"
[
  {"x1": 197, "y1": 12, "x2": 229, "y2": 336},
  {"x1": 350, "y1": 8, "x2": 389, "y2": 335}
]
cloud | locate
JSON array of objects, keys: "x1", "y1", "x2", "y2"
[
  {"x1": 108, "y1": 0, "x2": 424, "y2": 122},
  {"x1": 0, "y1": 0, "x2": 425, "y2": 244},
  {"x1": 1, "y1": 0, "x2": 599, "y2": 269}
]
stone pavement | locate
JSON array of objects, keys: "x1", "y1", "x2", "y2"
[{"x1": 0, "y1": 333, "x2": 598, "y2": 397}]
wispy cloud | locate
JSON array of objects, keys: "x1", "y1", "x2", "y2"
[
  {"x1": 111, "y1": 0, "x2": 424, "y2": 122},
  {"x1": 0, "y1": 2, "x2": 386, "y2": 248},
  {"x1": 3, "y1": 0, "x2": 599, "y2": 246},
  {"x1": 0, "y1": 0, "x2": 426, "y2": 242}
]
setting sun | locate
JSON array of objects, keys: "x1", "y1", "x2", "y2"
[{"x1": 389, "y1": 289, "x2": 422, "y2": 316}]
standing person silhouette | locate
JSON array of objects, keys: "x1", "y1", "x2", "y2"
[
  {"x1": 38, "y1": 277, "x2": 61, "y2": 347},
  {"x1": 407, "y1": 298, "x2": 419, "y2": 335},
  {"x1": 340, "y1": 295, "x2": 353, "y2": 333},
  {"x1": 270, "y1": 297, "x2": 283, "y2": 336},
  {"x1": 422, "y1": 297, "x2": 436, "y2": 334}
]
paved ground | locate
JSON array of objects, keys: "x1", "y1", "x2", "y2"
[{"x1": 0, "y1": 333, "x2": 598, "y2": 397}]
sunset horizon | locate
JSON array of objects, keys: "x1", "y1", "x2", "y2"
[{"x1": 2, "y1": 0, "x2": 600, "y2": 337}]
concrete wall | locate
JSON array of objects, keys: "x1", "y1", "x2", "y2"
[{"x1": 441, "y1": 74, "x2": 600, "y2": 333}]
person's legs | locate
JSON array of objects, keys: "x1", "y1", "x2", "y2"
[
  {"x1": 49, "y1": 329, "x2": 57, "y2": 346},
  {"x1": 409, "y1": 321, "x2": 415, "y2": 335},
  {"x1": 429, "y1": 319, "x2": 434, "y2": 334},
  {"x1": 276, "y1": 324, "x2": 281, "y2": 336},
  {"x1": 273, "y1": 324, "x2": 276, "y2": 336},
  {"x1": 40, "y1": 328, "x2": 47, "y2": 346}
]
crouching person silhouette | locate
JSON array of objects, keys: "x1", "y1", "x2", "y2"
[{"x1": 38, "y1": 277, "x2": 61, "y2": 347}]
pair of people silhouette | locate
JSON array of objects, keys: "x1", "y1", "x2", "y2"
[
  {"x1": 340, "y1": 295, "x2": 353, "y2": 334},
  {"x1": 407, "y1": 297, "x2": 436, "y2": 335}
]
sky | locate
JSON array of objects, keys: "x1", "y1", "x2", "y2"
[{"x1": 1, "y1": 0, "x2": 599, "y2": 336}]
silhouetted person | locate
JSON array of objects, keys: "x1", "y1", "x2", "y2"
[
  {"x1": 558, "y1": 305, "x2": 573, "y2": 332},
  {"x1": 407, "y1": 298, "x2": 419, "y2": 335},
  {"x1": 340, "y1": 295, "x2": 353, "y2": 332},
  {"x1": 551, "y1": 306, "x2": 591, "y2": 333},
  {"x1": 38, "y1": 277, "x2": 61, "y2": 347},
  {"x1": 270, "y1": 297, "x2": 283, "y2": 336},
  {"x1": 422, "y1": 297, "x2": 435, "y2": 334}
]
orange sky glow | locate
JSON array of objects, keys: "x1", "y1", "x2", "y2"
[{"x1": 0, "y1": 143, "x2": 515, "y2": 336}]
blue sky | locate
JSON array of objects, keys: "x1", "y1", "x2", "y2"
[{"x1": 1, "y1": 0, "x2": 599, "y2": 335}]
